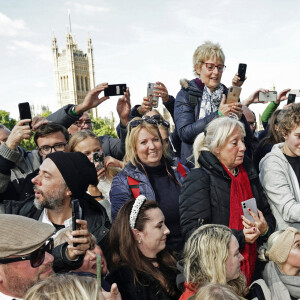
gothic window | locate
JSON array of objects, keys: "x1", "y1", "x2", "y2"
[
  {"x1": 85, "y1": 77, "x2": 88, "y2": 91},
  {"x1": 76, "y1": 76, "x2": 80, "y2": 90},
  {"x1": 61, "y1": 77, "x2": 63, "y2": 91},
  {"x1": 66, "y1": 76, "x2": 69, "y2": 90},
  {"x1": 81, "y1": 76, "x2": 84, "y2": 91}
]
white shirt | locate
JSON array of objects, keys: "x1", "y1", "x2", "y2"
[
  {"x1": 38, "y1": 208, "x2": 72, "y2": 238},
  {"x1": 0, "y1": 291, "x2": 22, "y2": 300}
]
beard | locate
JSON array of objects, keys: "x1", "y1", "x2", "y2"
[{"x1": 34, "y1": 183, "x2": 67, "y2": 210}]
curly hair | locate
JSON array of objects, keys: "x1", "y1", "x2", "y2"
[
  {"x1": 278, "y1": 103, "x2": 300, "y2": 138},
  {"x1": 183, "y1": 224, "x2": 247, "y2": 297}
]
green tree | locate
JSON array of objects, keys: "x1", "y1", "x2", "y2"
[
  {"x1": 0, "y1": 110, "x2": 16, "y2": 130},
  {"x1": 92, "y1": 116, "x2": 117, "y2": 138}
]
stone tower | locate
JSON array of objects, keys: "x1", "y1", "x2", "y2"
[{"x1": 52, "y1": 31, "x2": 97, "y2": 117}]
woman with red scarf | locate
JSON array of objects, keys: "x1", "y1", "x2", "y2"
[{"x1": 179, "y1": 117, "x2": 276, "y2": 288}]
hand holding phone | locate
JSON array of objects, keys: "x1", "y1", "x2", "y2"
[
  {"x1": 226, "y1": 86, "x2": 242, "y2": 104},
  {"x1": 241, "y1": 198, "x2": 258, "y2": 223},
  {"x1": 258, "y1": 91, "x2": 277, "y2": 102}
]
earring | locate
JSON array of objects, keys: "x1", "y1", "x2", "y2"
[{"x1": 138, "y1": 239, "x2": 142, "y2": 244}]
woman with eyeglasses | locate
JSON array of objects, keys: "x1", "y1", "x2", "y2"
[
  {"x1": 109, "y1": 117, "x2": 189, "y2": 253},
  {"x1": 174, "y1": 41, "x2": 250, "y2": 166}
]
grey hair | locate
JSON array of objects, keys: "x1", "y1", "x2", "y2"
[{"x1": 193, "y1": 117, "x2": 246, "y2": 168}]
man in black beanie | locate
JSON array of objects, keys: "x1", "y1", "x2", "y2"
[{"x1": 3, "y1": 152, "x2": 111, "y2": 258}]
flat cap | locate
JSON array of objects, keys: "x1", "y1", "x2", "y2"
[{"x1": 0, "y1": 215, "x2": 55, "y2": 259}]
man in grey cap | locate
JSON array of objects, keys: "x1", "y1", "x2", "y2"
[{"x1": 0, "y1": 214, "x2": 55, "y2": 299}]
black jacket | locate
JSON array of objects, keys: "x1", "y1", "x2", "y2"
[
  {"x1": 3, "y1": 193, "x2": 111, "y2": 255},
  {"x1": 179, "y1": 151, "x2": 276, "y2": 249},
  {"x1": 106, "y1": 265, "x2": 180, "y2": 300}
]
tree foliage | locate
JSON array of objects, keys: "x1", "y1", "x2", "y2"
[
  {"x1": 0, "y1": 110, "x2": 16, "y2": 130},
  {"x1": 92, "y1": 116, "x2": 117, "y2": 138}
]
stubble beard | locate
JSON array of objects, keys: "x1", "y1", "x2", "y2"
[{"x1": 34, "y1": 183, "x2": 67, "y2": 211}]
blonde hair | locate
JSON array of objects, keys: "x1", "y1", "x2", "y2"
[
  {"x1": 183, "y1": 224, "x2": 247, "y2": 297},
  {"x1": 195, "y1": 283, "x2": 240, "y2": 300},
  {"x1": 24, "y1": 275, "x2": 100, "y2": 300},
  {"x1": 193, "y1": 117, "x2": 245, "y2": 168},
  {"x1": 193, "y1": 41, "x2": 225, "y2": 76},
  {"x1": 124, "y1": 117, "x2": 168, "y2": 166},
  {"x1": 68, "y1": 130, "x2": 102, "y2": 152}
]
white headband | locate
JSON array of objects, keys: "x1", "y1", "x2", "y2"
[{"x1": 129, "y1": 195, "x2": 147, "y2": 229}]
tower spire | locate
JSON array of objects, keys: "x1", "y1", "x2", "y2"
[{"x1": 68, "y1": 9, "x2": 72, "y2": 33}]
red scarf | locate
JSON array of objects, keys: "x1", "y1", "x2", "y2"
[{"x1": 221, "y1": 163, "x2": 257, "y2": 285}]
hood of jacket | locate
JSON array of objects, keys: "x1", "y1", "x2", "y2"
[{"x1": 259, "y1": 143, "x2": 287, "y2": 170}]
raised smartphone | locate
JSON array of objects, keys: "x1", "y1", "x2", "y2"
[
  {"x1": 72, "y1": 199, "x2": 82, "y2": 247},
  {"x1": 258, "y1": 91, "x2": 277, "y2": 102},
  {"x1": 147, "y1": 82, "x2": 159, "y2": 108},
  {"x1": 226, "y1": 86, "x2": 242, "y2": 104},
  {"x1": 241, "y1": 198, "x2": 258, "y2": 223},
  {"x1": 238, "y1": 63, "x2": 247, "y2": 81},
  {"x1": 104, "y1": 84, "x2": 127, "y2": 97},
  {"x1": 287, "y1": 94, "x2": 296, "y2": 105},
  {"x1": 18, "y1": 102, "x2": 32, "y2": 128}
]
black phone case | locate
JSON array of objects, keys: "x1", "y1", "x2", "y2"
[
  {"x1": 288, "y1": 94, "x2": 296, "y2": 105},
  {"x1": 72, "y1": 199, "x2": 81, "y2": 247},
  {"x1": 18, "y1": 102, "x2": 32, "y2": 120},
  {"x1": 238, "y1": 64, "x2": 247, "y2": 81},
  {"x1": 104, "y1": 84, "x2": 126, "y2": 97}
]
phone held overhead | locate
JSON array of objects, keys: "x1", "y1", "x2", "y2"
[
  {"x1": 258, "y1": 91, "x2": 277, "y2": 102},
  {"x1": 104, "y1": 84, "x2": 127, "y2": 97},
  {"x1": 18, "y1": 102, "x2": 32, "y2": 128},
  {"x1": 238, "y1": 63, "x2": 247, "y2": 81},
  {"x1": 147, "y1": 82, "x2": 159, "y2": 108}
]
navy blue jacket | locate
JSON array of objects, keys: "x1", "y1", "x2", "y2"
[{"x1": 174, "y1": 79, "x2": 253, "y2": 165}]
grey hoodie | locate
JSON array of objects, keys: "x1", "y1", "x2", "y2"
[{"x1": 259, "y1": 143, "x2": 300, "y2": 230}]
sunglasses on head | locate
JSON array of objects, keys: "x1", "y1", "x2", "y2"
[
  {"x1": 129, "y1": 116, "x2": 158, "y2": 132},
  {"x1": 0, "y1": 238, "x2": 54, "y2": 268},
  {"x1": 147, "y1": 115, "x2": 170, "y2": 128}
]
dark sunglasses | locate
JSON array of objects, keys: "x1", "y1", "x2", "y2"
[
  {"x1": 0, "y1": 238, "x2": 54, "y2": 268},
  {"x1": 147, "y1": 115, "x2": 170, "y2": 128},
  {"x1": 129, "y1": 117, "x2": 158, "y2": 132}
]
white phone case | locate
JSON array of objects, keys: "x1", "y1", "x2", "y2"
[{"x1": 241, "y1": 198, "x2": 258, "y2": 223}]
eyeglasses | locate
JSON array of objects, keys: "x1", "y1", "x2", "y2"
[
  {"x1": 73, "y1": 120, "x2": 94, "y2": 128},
  {"x1": 248, "y1": 121, "x2": 257, "y2": 127},
  {"x1": 0, "y1": 238, "x2": 54, "y2": 268},
  {"x1": 146, "y1": 115, "x2": 170, "y2": 129},
  {"x1": 201, "y1": 62, "x2": 226, "y2": 72},
  {"x1": 37, "y1": 142, "x2": 68, "y2": 155}
]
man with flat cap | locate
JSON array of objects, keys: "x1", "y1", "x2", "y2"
[
  {"x1": 0, "y1": 214, "x2": 55, "y2": 299},
  {"x1": 3, "y1": 151, "x2": 111, "y2": 256}
]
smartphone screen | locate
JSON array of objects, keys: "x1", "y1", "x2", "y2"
[
  {"x1": 238, "y1": 63, "x2": 247, "y2": 81},
  {"x1": 104, "y1": 84, "x2": 126, "y2": 97}
]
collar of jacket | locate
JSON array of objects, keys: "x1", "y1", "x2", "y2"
[{"x1": 198, "y1": 150, "x2": 258, "y2": 180}]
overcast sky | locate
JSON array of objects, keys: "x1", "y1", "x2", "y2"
[{"x1": 1, "y1": 0, "x2": 300, "y2": 120}]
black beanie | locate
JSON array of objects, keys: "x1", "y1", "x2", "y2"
[{"x1": 46, "y1": 152, "x2": 98, "y2": 198}]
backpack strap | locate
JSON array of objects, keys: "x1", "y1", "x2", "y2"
[
  {"x1": 177, "y1": 162, "x2": 187, "y2": 178},
  {"x1": 127, "y1": 176, "x2": 140, "y2": 199}
]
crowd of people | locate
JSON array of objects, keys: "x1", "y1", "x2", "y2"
[{"x1": 0, "y1": 40, "x2": 299, "y2": 300}]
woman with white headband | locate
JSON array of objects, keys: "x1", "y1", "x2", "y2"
[
  {"x1": 249, "y1": 227, "x2": 300, "y2": 300},
  {"x1": 106, "y1": 195, "x2": 180, "y2": 300}
]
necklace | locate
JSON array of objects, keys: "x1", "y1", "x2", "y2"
[{"x1": 228, "y1": 167, "x2": 238, "y2": 176}]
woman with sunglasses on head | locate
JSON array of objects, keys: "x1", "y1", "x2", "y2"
[
  {"x1": 174, "y1": 41, "x2": 252, "y2": 166},
  {"x1": 110, "y1": 117, "x2": 189, "y2": 253},
  {"x1": 106, "y1": 196, "x2": 180, "y2": 300}
]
